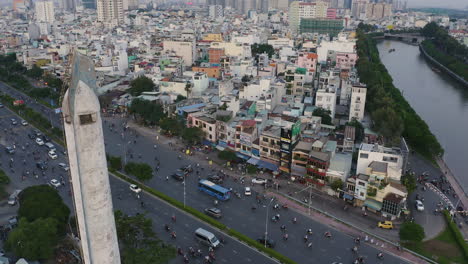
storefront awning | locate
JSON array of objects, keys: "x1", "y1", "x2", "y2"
[
  {"x1": 236, "y1": 152, "x2": 250, "y2": 160},
  {"x1": 247, "y1": 157, "x2": 260, "y2": 165},
  {"x1": 257, "y1": 160, "x2": 279, "y2": 172},
  {"x1": 364, "y1": 199, "x2": 382, "y2": 211},
  {"x1": 343, "y1": 193, "x2": 354, "y2": 200},
  {"x1": 216, "y1": 146, "x2": 225, "y2": 151}
]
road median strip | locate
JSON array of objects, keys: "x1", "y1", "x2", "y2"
[
  {"x1": 111, "y1": 170, "x2": 297, "y2": 264},
  {"x1": 0, "y1": 94, "x2": 297, "y2": 264}
]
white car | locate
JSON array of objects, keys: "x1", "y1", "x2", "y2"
[
  {"x1": 35, "y1": 137, "x2": 44, "y2": 145},
  {"x1": 244, "y1": 187, "x2": 252, "y2": 196},
  {"x1": 48, "y1": 150, "x2": 58, "y2": 160},
  {"x1": 252, "y1": 178, "x2": 267, "y2": 184},
  {"x1": 58, "y1": 163, "x2": 69, "y2": 171},
  {"x1": 129, "y1": 184, "x2": 141, "y2": 193},
  {"x1": 50, "y1": 179, "x2": 61, "y2": 188},
  {"x1": 21, "y1": 120, "x2": 28, "y2": 126},
  {"x1": 415, "y1": 200, "x2": 424, "y2": 211}
]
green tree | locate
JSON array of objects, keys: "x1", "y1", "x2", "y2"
[
  {"x1": 175, "y1": 94, "x2": 186, "y2": 102},
  {"x1": 330, "y1": 179, "x2": 343, "y2": 191},
  {"x1": 109, "y1": 155, "x2": 123, "y2": 171},
  {"x1": 115, "y1": 211, "x2": 176, "y2": 264},
  {"x1": 312, "y1": 108, "x2": 333, "y2": 125},
  {"x1": 128, "y1": 76, "x2": 155, "y2": 96},
  {"x1": 18, "y1": 185, "x2": 70, "y2": 234},
  {"x1": 401, "y1": 173, "x2": 416, "y2": 194},
  {"x1": 124, "y1": 162, "x2": 153, "y2": 181},
  {"x1": 5, "y1": 218, "x2": 59, "y2": 260},
  {"x1": 246, "y1": 164, "x2": 257, "y2": 174},
  {"x1": 26, "y1": 65, "x2": 44, "y2": 79},
  {"x1": 218, "y1": 150, "x2": 239, "y2": 162},
  {"x1": 0, "y1": 169, "x2": 10, "y2": 199},
  {"x1": 399, "y1": 222, "x2": 425, "y2": 242},
  {"x1": 129, "y1": 98, "x2": 166, "y2": 125},
  {"x1": 251, "y1": 44, "x2": 275, "y2": 58},
  {"x1": 159, "y1": 118, "x2": 183, "y2": 136},
  {"x1": 181, "y1": 127, "x2": 205, "y2": 144}
]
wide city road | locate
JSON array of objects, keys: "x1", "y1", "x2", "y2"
[
  {"x1": 0, "y1": 105, "x2": 278, "y2": 264},
  {"x1": 0, "y1": 82, "x2": 409, "y2": 263}
]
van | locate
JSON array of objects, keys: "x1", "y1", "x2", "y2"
[
  {"x1": 8, "y1": 190, "x2": 21, "y2": 206},
  {"x1": 195, "y1": 228, "x2": 220, "y2": 248},
  {"x1": 45, "y1": 142, "x2": 56, "y2": 151}
]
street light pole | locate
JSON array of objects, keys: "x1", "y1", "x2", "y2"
[
  {"x1": 264, "y1": 198, "x2": 275, "y2": 248},
  {"x1": 295, "y1": 184, "x2": 313, "y2": 215},
  {"x1": 183, "y1": 180, "x2": 186, "y2": 208}
]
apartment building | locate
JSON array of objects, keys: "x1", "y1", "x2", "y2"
[
  {"x1": 259, "y1": 125, "x2": 281, "y2": 167},
  {"x1": 289, "y1": 1, "x2": 329, "y2": 32},
  {"x1": 356, "y1": 143, "x2": 404, "y2": 181},
  {"x1": 349, "y1": 84, "x2": 366, "y2": 122},
  {"x1": 163, "y1": 40, "x2": 196, "y2": 67},
  {"x1": 315, "y1": 84, "x2": 337, "y2": 119},
  {"x1": 97, "y1": 0, "x2": 124, "y2": 26},
  {"x1": 35, "y1": 0, "x2": 55, "y2": 23},
  {"x1": 188, "y1": 113, "x2": 217, "y2": 143}
]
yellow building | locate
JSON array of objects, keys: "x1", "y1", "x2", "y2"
[{"x1": 203, "y1": 34, "x2": 223, "y2": 42}]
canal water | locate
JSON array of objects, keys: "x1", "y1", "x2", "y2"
[{"x1": 377, "y1": 40, "x2": 468, "y2": 192}]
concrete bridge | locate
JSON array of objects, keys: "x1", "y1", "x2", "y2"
[{"x1": 383, "y1": 33, "x2": 425, "y2": 45}]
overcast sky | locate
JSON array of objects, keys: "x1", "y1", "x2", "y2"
[{"x1": 407, "y1": 0, "x2": 468, "y2": 9}]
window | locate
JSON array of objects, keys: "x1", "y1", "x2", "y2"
[
  {"x1": 263, "y1": 138, "x2": 269, "y2": 143},
  {"x1": 383, "y1": 156, "x2": 398, "y2": 163},
  {"x1": 209, "y1": 127, "x2": 212, "y2": 131},
  {"x1": 79, "y1": 114, "x2": 95, "y2": 125},
  {"x1": 262, "y1": 147, "x2": 268, "y2": 152},
  {"x1": 203, "y1": 124, "x2": 207, "y2": 128},
  {"x1": 359, "y1": 153, "x2": 368, "y2": 159},
  {"x1": 358, "y1": 182, "x2": 365, "y2": 186},
  {"x1": 209, "y1": 135, "x2": 212, "y2": 139}
]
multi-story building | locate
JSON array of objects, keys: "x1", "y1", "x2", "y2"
[
  {"x1": 291, "y1": 141, "x2": 312, "y2": 178},
  {"x1": 208, "y1": 48, "x2": 225, "y2": 65},
  {"x1": 289, "y1": 1, "x2": 329, "y2": 32},
  {"x1": 315, "y1": 84, "x2": 337, "y2": 119},
  {"x1": 188, "y1": 113, "x2": 217, "y2": 143},
  {"x1": 356, "y1": 143, "x2": 404, "y2": 181},
  {"x1": 235, "y1": 120, "x2": 258, "y2": 158},
  {"x1": 83, "y1": 0, "x2": 96, "y2": 9},
  {"x1": 163, "y1": 40, "x2": 196, "y2": 67},
  {"x1": 349, "y1": 83, "x2": 366, "y2": 122},
  {"x1": 279, "y1": 119, "x2": 301, "y2": 174},
  {"x1": 209, "y1": 5, "x2": 224, "y2": 19},
  {"x1": 299, "y1": 18, "x2": 344, "y2": 37},
  {"x1": 97, "y1": 0, "x2": 123, "y2": 26},
  {"x1": 35, "y1": 0, "x2": 55, "y2": 23},
  {"x1": 259, "y1": 125, "x2": 281, "y2": 169}
]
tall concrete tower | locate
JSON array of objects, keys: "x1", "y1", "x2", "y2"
[{"x1": 62, "y1": 51, "x2": 121, "y2": 264}]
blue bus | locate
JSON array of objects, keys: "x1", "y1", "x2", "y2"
[{"x1": 198, "y1": 179, "x2": 231, "y2": 201}]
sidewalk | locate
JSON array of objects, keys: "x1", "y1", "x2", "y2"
[
  {"x1": 269, "y1": 192, "x2": 428, "y2": 264},
  {"x1": 121, "y1": 118, "x2": 432, "y2": 264}
]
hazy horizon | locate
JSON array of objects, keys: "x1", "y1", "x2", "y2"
[{"x1": 0, "y1": 0, "x2": 466, "y2": 10}]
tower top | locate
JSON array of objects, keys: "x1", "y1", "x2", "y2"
[{"x1": 68, "y1": 51, "x2": 98, "y2": 117}]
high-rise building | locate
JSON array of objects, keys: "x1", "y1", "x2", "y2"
[
  {"x1": 289, "y1": 1, "x2": 329, "y2": 32},
  {"x1": 62, "y1": 0, "x2": 76, "y2": 12},
  {"x1": 209, "y1": 5, "x2": 224, "y2": 19},
  {"x1": 97, "y1": 0, "x2": 124, "y2": 26},
  {"x1": 123, "y1": 0, "x2": 138, "y2": 10},
  {"x1": 82, "y1": 0, "x2": 96, "y2": 9},
  {"x1": 62, "y1": 51, "x2": 121, "y2": 264},
  {"x1": 35, "y1": 0, "x2": 55, "y2": 23}
]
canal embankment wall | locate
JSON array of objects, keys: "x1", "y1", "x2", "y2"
[{"x1": 419, "y1": 44, "x2": 468, "y2": 87}]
